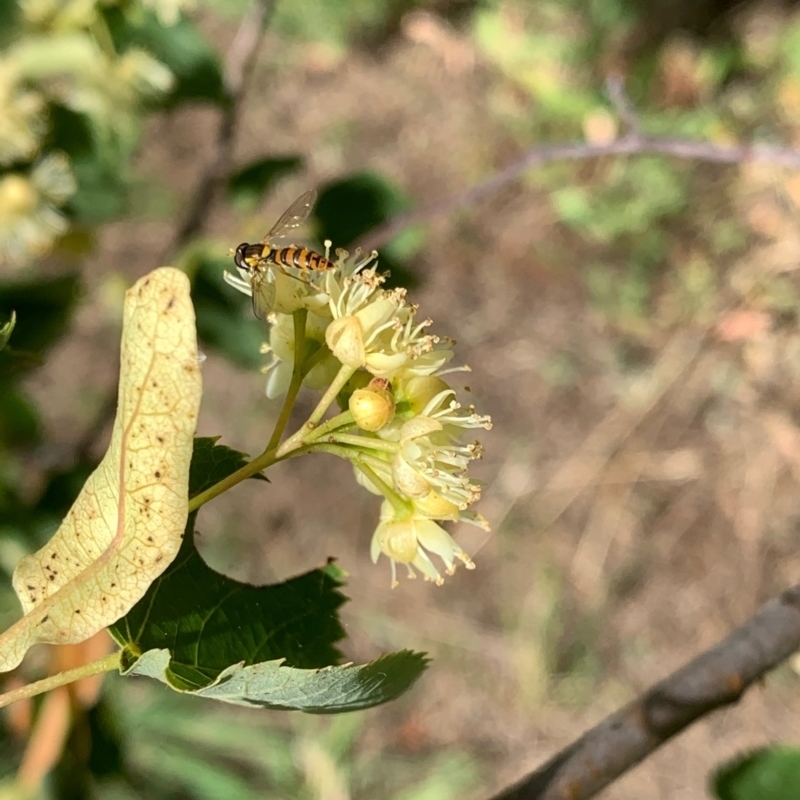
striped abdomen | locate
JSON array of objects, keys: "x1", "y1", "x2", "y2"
[{"x1": 268, "y1": 246, "x2": 334, "y2": 272}]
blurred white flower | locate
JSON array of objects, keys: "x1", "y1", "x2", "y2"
[
  {"x1": 0, "y1": 63, "x2": 46, "y2": 166},
  {"x1": 19, "y1": 0, "x2": 98, "y2": 31},
  {"x1": 9, "y1": 35, "x2": 173, "y2": 139},
  {"x1": 0, "y1": 153, "x2": 76, "y2": 267}
]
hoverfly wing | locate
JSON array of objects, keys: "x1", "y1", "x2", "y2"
[
  {"x1": 261, "y1": 189, "x2": 318, "y2": 245},
  {"x1": 249, "y1": 267, "x2": 276, "y2": 320}
]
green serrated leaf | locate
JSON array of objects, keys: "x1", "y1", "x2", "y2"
[
  {"x1": 103, "y1": 7, "x2": 225, "y2": 107},
  {"x1": 188, "y1": 436, "x2": 266, "y2": 497},
  {"x1": 227, "y1": 156, "x2": 303, "y2": 211},
  {"x1": 110, "y1": 438, "x2": 340, "y2": 688},
  {"x1": 0, "y1": 312, "x2": 15, "y2": 352},
  {"x1": 713, "y1": 746, "x2": 800, "y2": 800},
  {"x1": 123, "y1": 648, "x2": 428, "y2": 713},
  {"x1": 109, "y1": 533, "x2": 347, "y2": 690},
  {"x1": 110, "y1": 438, "x2": 427, "y2": 712}
]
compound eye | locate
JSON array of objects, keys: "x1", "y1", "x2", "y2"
[{"x1": 233, "y1": 243, "x2": 249, "y2": 270}]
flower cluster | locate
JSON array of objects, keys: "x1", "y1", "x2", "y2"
[
  {"x1": 225, "y1": 246, "x2": 491, "y2": 587},
  {"x1": 0, "y1": 0, "x2": 183, "y2": 267}
]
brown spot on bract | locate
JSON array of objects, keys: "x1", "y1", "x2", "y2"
[
  {"x1": 155, "y1": 471, "x2": 161, "y2": 478},
  {"x1": 40, "y1": 615, "x2": 48, "y2": 623},
  {"x1": 167, "y1": 296, "x2": 175, "y2": 310}
]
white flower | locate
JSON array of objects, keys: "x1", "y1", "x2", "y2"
[
  {"x1": 370, "y1": 500, "x2": 477, "y2": 587},
  {"x1": 260, "y1": 311, "x2": 339, "y2": 399},
  {"x1": 325, "y1": 266, "x2": 450, "y2": 381}
]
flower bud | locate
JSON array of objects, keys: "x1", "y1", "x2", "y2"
[
  {"x1": 350, "y1": 380, "x2": 396, "y2": 432},
  {"x1": 326, "y1": 315, "x2": 365, "y2": 368}
]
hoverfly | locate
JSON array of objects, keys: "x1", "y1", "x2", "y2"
[{"x1": 233, "y1": 189, "x2": 334, "y2": 319}]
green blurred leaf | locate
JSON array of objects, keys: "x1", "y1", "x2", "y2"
[
  {"x1": 0, "y1": 274, "x2": 80, "y2": 377},
  {"x1": 187, "y1": 249, "x2": 265, "y2": 368},
  {"x1": 0, "y1": 386, "x2": 39, "y2": 447},
  {"x1": 227, "y1": 156, "x2": 303, "y2": 211},
  {"x1": 46, "y1": 106, "x2": 132, "y2": 224},
  {"x1": 272, "y1": 0, "x2": 397, "y2": 44},
  {"x1": 0, "y1": 312, "x2": 15, "y2": 352},
  {"x1": 713, "y1": 746, "x2": 800, "y2": 800},
  {"x1": 69, "y1": 154, "x2": 130, "y2": 223},
  {"x1": 315, "y1": 172, "x2": 408, "y2": 248},
  {"x1": 0, "y1": 1, "x2": 20, "y2": 49},
  {"x1": 123, "y1": 647, "x2": 428, "y2": 713},
  {"x1": 47, "y1": 105, "x2": 97, "y2": 160},
  {"x1": 315, "y1": 173, "x2": 421, "y2": 288},
  {"x1": 36, "y1": 460, "x2": 97, "y2": 518},
  {"x1": 86, "y1": 697, "x2": 126, "y2": 778},
  {"x1": 134, "y1": 737, "x2": 263, "y2": 800},
  {"x1": 391, "y1": 753, "x2": 480, "y2": 800},
  {"x1": 104, "y1": 7, "x2": 225, "y2": 107}
]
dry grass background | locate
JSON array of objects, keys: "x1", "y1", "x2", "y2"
[{"x1": 20, "y1": 4, "x2": 800, "y2": 798}]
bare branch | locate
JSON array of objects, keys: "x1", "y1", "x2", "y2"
[
  {"x1": 168, "y1": 0, "x2": 276, "y2": 253},
  {"x1": 356, "y1": 134, "x2": 800, "y2": 252},
  {"x1": 487, "y1": 584, "x2": 800, "y2": 800}
]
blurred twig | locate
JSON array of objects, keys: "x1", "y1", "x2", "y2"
[
  {"x1": 168, "y1": 0, "x2": 276, "y2": 253},
  {"x1": 357, "y1": 79, "x2": 800, "y2": 252},
  {"x1": 487, "y1": 583, "x2": 800, "y2": 800}
]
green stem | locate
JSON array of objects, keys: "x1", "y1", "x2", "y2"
[
  {"x1": 300, "y1": 343, "x2": 331, "y2": 378},
  {"x1": 277, "y1": 364, "x2": 356, "y2": 458},
  {"x1": 265, "y1": 309, "x2": 307, "y2": 453},
  {"x1": 308, "y1": 364, "x2": 356, "y2": 427},
  {"x1": 0, "y1": 651, "x2": 121, "y2": 710},
  {"x1": 324, "y1": 433, "x2": 400, "y2": 453},
  {"x1": 188, "y1": 444, "x2": 282, "y2": 512},
  {"x1": 302, "y1": 410, "x2": 355, "y2": 443},
  {"x1": 309, "y1": 442, "x2": 412, "y2": 517}
]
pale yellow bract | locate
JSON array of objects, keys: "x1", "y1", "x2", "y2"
[{"x1": 0, "y1": 267, "x2": 202, "y2": 672}]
